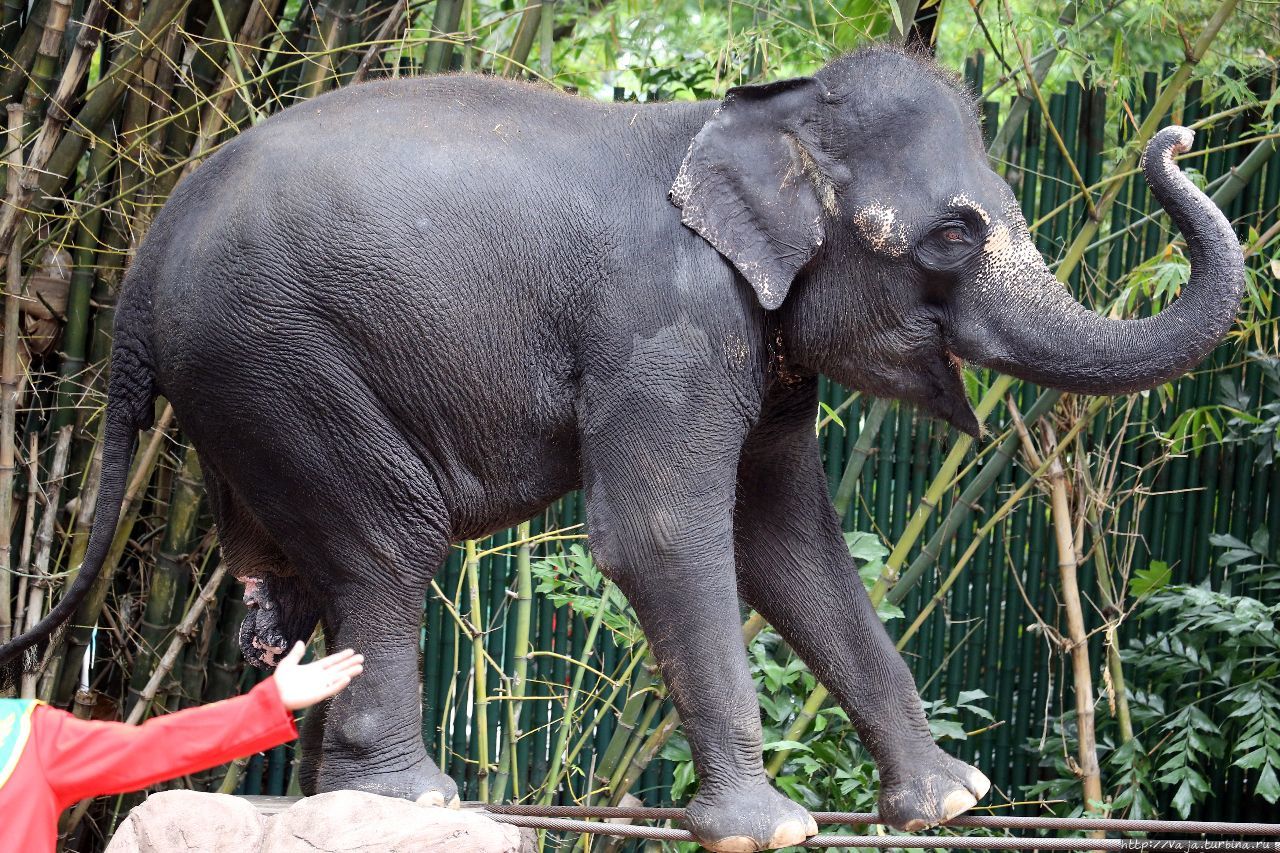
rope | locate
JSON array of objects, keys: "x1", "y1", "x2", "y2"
[
  {"x1": 484, "y1": 804, "x2": 1280, "y2": 836},
  {"x1": 480, "y1": 804, "x2": 1280, "y2": 849}
]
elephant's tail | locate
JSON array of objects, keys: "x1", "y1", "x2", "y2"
[{"x1": 0, "y1": 338, "x2": 156, "y2": 685}]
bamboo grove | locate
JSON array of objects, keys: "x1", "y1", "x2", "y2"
[{"x1": 0, "y1": 0, "x2": 1278, "y2": 850}]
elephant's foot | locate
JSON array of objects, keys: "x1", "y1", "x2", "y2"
[
  {"x1": 311, "y1": 755, "x2": 460, "y2": 809},
  {"x1": 685, "y1": 783, "x2": 817, "y2": 852},
  {"x1": 238, "y1": 575, "x2": 320, "y2": 668},
  {"x1": 877, "y1": 749, "x2": 990, "y2": 831}
]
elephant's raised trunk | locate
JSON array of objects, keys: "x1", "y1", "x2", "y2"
[{"x1": 950, "y1": 127, "x2": 1245, "y2": 395}]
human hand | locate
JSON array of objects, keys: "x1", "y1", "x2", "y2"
[{"x1": 273, "y1": 643, "x2": 364, "y2": 710}]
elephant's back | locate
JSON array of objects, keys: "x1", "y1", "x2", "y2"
[{"x1": 137, "y1": 76, "x2": 612, "y2": 339}]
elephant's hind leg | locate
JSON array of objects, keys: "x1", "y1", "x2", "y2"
[
  {"x1": 267, "y1": 473, "x2": 456, "y2": 806},
  {"x1": 194, "y1": 386, "x2": 459, "y2": 807}
]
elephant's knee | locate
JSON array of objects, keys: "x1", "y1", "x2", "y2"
[
  {"x1": 589, "y1": 502, "x2": 700, "y2": 574},
  {"x1": 327, "y1": 708, "x2": 384, "y2": 752}
]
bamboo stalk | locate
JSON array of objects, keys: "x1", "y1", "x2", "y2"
[
  {"x1": 20, "y1": 0, "x2": 71, "y2": 121},
  {"x1": 53, "y1": 405, "x2": 175, "y2": 705},
  {"x1": 424, "y1": 0, "x2": 463, "y2": 72},
  {"x1": 0, "y1": 0, "x2": 185, "y2": 255},
  {"x1": 831, "y1": 397, "x2": 890, "y2": 521},
  {"x1": 1007, "y1": 11, "x2": 1096, "y2": 220},
  {"x1": 501, "y1": 1, "x2": 541, "y2": 77},
  {"x1": 606, "y1": 694, "x2": 664, "y2": 805},
  {"x1": 1009, "y1": 407, "x2": 1104, "y2": 817},
  {"x1": 492, "y1": 520, "x2": 533, "y2": 801},
  {"x1": 466, "y1": 539, "x2": 492, "y2": 801},
  {"x1": 13, "y1": 433, "x2": 37, "y2": 634},
  {"x1": 34, "y1": 422, "x2": 105, "y2": 697},
  {"x1": 20, "y1": 425, "x2": 73, "y2": 698},
  {"x1": 1056, "y1": 0, "x2": 1242, "y2": 276},
  {"x1": 897, "y1": 397, "x2": 1106, "y2": 652},
  {"x1": 125, "y1": 562, "x2": 231, "y2": 725},
  {"x1": 129, "y1": 444, "x2": 203, "y2": 705},
  {"x1": 889, "y1": 390, "x2": 1061, "y2": 606},
  {"x1": 867, "y1": 378, "x2": 1009, "y2": 605},
  {"x1": 591, "y1": 661, "x2": 654, "y2": 794},
  {"x1": 0, "y1": 0, "x2": 51, "y2": 101},
  {"x1": 0, "y1": 103, "x2": 24, "y2": 650},
  {"x1": 52, "y1": 138, "x2": 112, "y2": 434},
  {"x1": 353, "y1": 0, "x2": 409, "y2": 83},
  {"x1": 539, "y1": 583, "x2": 610, "y2": 805},
  {"x1": 987, "y1": 2, "x2": 1078, "y2": 161}
]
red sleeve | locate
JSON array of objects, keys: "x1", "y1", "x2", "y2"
[{"x1": 33, "y1": 677, "x2": 298, "y2": 806}]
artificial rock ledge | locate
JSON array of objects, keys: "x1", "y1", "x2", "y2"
[{"x1": 105, "y1": 789, "x2": 532, "y2": 853}]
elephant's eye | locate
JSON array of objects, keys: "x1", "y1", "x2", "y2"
[{"x1": 941, "y1": 227, "x2": 965, "y2": 243}]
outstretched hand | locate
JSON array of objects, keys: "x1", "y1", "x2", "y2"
[{"x1": 272, "y1": 643, "x2": 365, "y2": 710}]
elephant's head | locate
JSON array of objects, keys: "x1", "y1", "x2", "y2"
[{"x1": 670, "y1": 46, "x2": 1245, "y2": 436}]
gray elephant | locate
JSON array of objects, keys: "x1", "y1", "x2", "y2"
[{"x1": 1, "y1": 44, "x2": 1242, "y2": 851}]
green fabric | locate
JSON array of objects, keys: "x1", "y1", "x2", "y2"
[{"x1": 0, "y1": 698, "x2": 37, "y2": 790}]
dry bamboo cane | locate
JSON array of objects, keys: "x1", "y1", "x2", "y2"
[
  {"x1": 180, "y1": 0, "x2": 286, "y2": 178},
  {"x1": 0, "y1": 102, "x2": 24, "y2": 651},
  {"x1": 126, "y1": 562, "x2": 230, "y2": 724},
  {"x1": 898, "y1": 397, "x2": 1106, "y2": 652},
  {"x1": 52, "y1": 405, "x2": 175, "y2": 705},
  {"x1": 35, "y1": 424, "x2": 105, "y2": 698},
  {"x1": 501, "y1": 0, "x2": 542, "y2": 77},
  {"x1": 1009, "y1": 407, "x2": 1104, "y2": 819},
  {"x1": 352, "y1": 0, "x2": 409, "y2": 83},
  {"x1": 0, "y1": 0, "x2": 178, "y2": 256},
  {"x1": 1084, "y1": 501, "x2": 1134, "y2": 745},
  {"x1": 20, "y1": 425, "x2": 73, "y2": 698},
  {"x1": 0, "y1": 0, "x2": 105, "y2": 252},
  {"x1": 62, "y1": 561, "x2": 230, "y2": 834},
  {"x1": 13, "y1": 433, "x2": 36, "y2": 632}
]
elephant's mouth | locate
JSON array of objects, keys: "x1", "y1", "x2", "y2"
[{"x1": 929, "y1": 345, "x2": 979, "y2": 438}]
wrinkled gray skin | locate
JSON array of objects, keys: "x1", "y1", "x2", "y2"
[{"x1": 0, "y1": 46, "x2": 1243, "y2": 851}]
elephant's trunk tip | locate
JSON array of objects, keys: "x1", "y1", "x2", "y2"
[{"x1": 1142, "y1": 126, "x2": 1196, "y2": 178}]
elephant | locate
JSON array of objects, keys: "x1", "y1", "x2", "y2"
[{"x1": 1, "y1": 44, "x2": 1243, "y2": 851}]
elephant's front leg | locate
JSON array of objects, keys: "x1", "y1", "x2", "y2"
[
  {"x1": 735, "y1": 383, "x2": 989, "y2": 830},
  {"x1": 582, "y1": 398, "x2": 816, "y2": 851}
]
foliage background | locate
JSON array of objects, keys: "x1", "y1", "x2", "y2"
[{"x1": 0, "y1": 0, "x2": 1277, "y2": 850}]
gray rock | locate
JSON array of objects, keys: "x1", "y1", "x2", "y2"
[
  {"x1": 105, "y1": 790, "x2": 527, "y2": 853},
  {"x1": 105, "y1": 790, "x2": 265, "y2": 853},
  {"x1": 263, "y1": 791, "x2": 523, "y2": 853}
]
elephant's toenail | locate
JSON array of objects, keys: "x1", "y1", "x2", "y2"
[
  {"x1": 416, "y1": 791, "x2": 444, "y2": 807},
  {"x1": 968, "y1": 769, "x2": 992, "y2": 799},
  {"x1": 706, "y1": 836, "x2": 758, "y2": 853},
  {"x1": 903, "y1": 818, "x2": 930, "y2": 832},
  {"x1": 446, "y1": 794, "x2": 461, "y2": 810},
  {"x1": 941, "y1": 790, "x2": 978, "y2": 821},
  {"x1": 767, "y1": 819, "x2": 811, "y2": 848}
]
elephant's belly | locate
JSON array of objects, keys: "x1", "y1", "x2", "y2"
[{"x1": 440, "y1": 424, "x2": 583, "y2": 541}]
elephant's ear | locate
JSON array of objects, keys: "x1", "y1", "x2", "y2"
[{"x1": 670, "y1": 77, "x2": 842, "y2": 310}]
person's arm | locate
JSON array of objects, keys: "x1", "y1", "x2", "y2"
[{"x1": 34, "y1": 644, "x2": 362, "y2": 805}]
